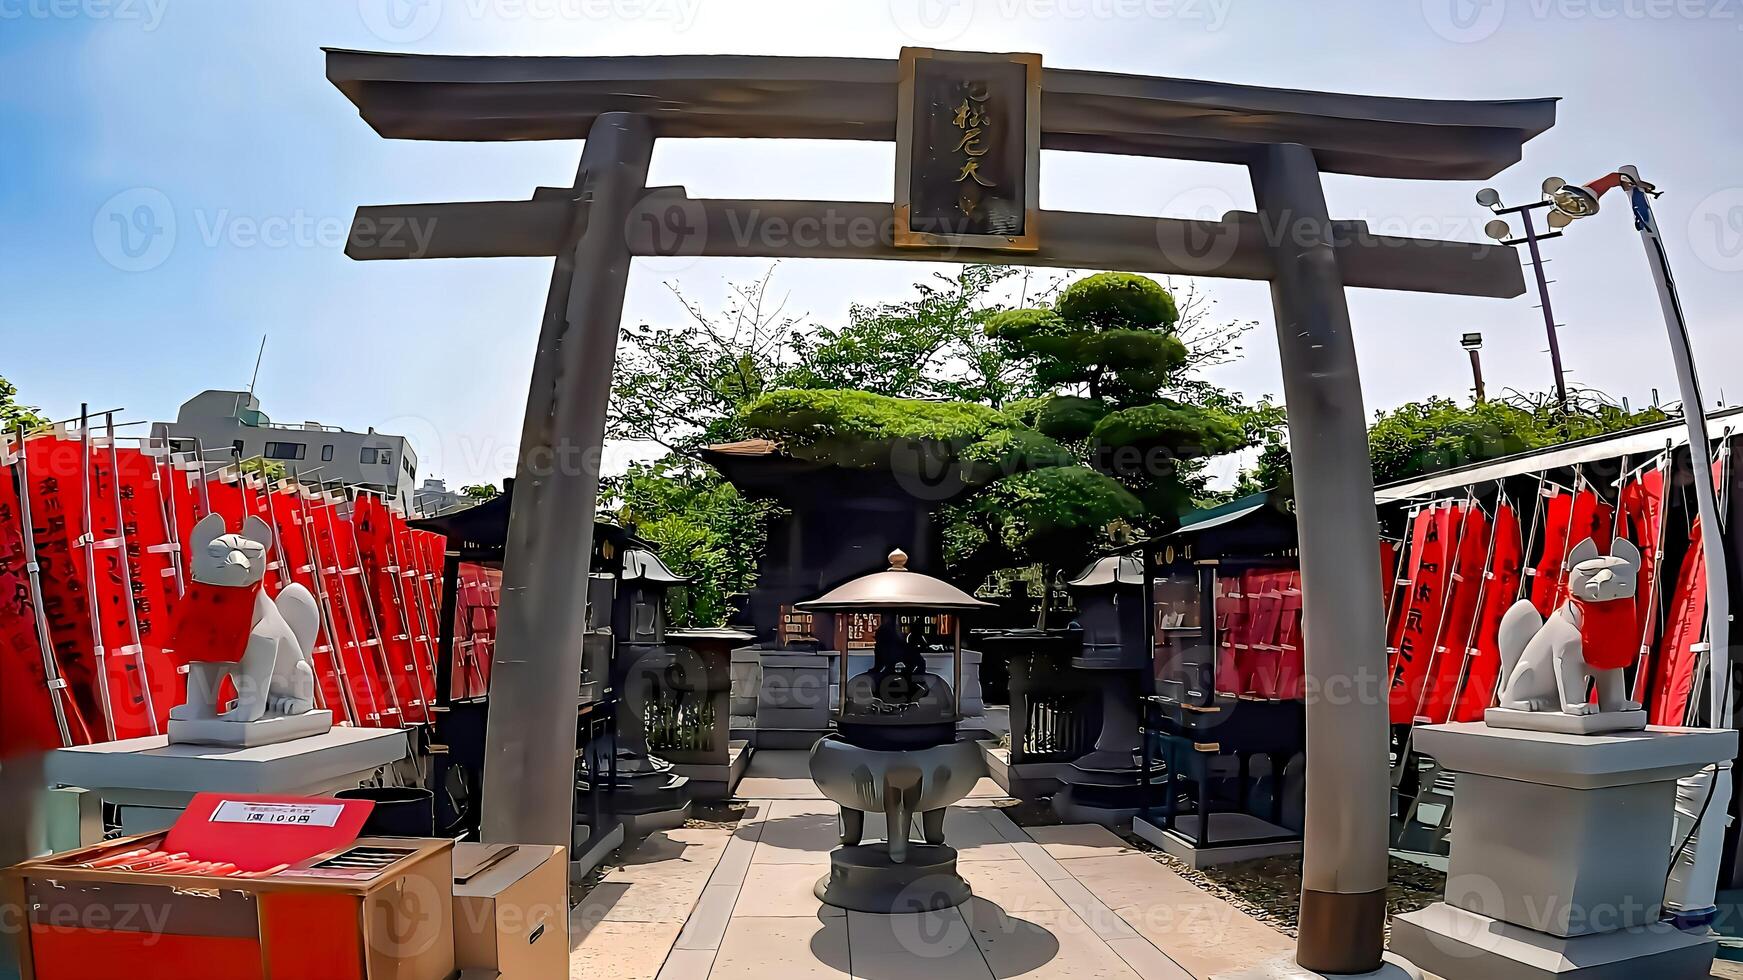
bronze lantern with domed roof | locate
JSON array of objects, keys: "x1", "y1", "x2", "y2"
[{"x1": 797, "y1": 548, "x2": 993, "y2": 913}]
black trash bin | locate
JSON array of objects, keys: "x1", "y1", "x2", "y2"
[{"x1": 336, "y1": 786, "x2": 436, "y2": 838}]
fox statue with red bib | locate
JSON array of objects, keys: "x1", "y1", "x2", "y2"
[
  {"x1": 165, "y1": 513, "x2": 333, "y2": 747},
  {"x1": 1488, "y1": 537, "x2": 1647, "y2": 734}
]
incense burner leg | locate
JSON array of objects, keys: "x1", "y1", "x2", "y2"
[
  {"x1": 921, "y1": 808, "x2": 946, "y2": 846},
  {"x1": 884, "y1": 766, "x2": 922, "y2": 863},
  {"x1": 839, "y1": 807, "x2": 864, "y2": 846}
]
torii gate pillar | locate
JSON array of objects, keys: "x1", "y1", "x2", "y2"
[
  {"x1": 480, "y1": 113, "x2": 654, "y2": 848},
  {"x1": 1252, "y1": 143, "x2": 1395, "y2": 976}
]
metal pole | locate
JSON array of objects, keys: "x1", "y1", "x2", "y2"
[
  {"x1": 9, "y1": 431, "x2": 74, "y2": 746},
  {"x1": 1626, "y1": 174, "x2": 1733, "y2": 918},
  {"x1": 1518, "y1": 208, "x2": 1569, "y2": 413},
  {"x1": 1625, "y1": 178, "x2": 1729, "y2": 724},
  {"x1": 148, "y1": 437, "x2": 186, "y2": 599},
  {"x1": 291, "y1": 472, "x2": 362, "y2": 726},
  {"x1": 1250, "y1": 143, "x2": 1391, "y2": 976},
  {"x1": 1468, "y1": 348, "x2": 1486, "y2": 402},
  {"x1": 189, "y1": 438, "x2": 213, "y2": 514},
  {"x1": 77, "y1": 406, "x2": 117, "y2": 741},
  {"x1": 344, "y1": 506, "x2": 413, "y2": 724},
  {"x1": 105, "y1": 414, "x2": 158, "y2": 733},
  {"x1": 482, "y1": 112, "x2": 654, "y2": 848}
]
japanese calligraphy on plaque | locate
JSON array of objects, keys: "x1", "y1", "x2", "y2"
[{"x1": 894, "y1": 48, "x2": 1041, "y2": 252}]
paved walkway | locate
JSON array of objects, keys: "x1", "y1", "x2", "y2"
[{"x1": 569, "y1": 751, "x2": 1292, "y2": 978}]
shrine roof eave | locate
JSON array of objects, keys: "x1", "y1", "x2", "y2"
[{"x1": 323, "y1": 49, "x2": 1556, "y2": 181}]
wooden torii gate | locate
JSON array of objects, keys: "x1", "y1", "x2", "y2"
[{"x1": 328, "y1": 47, "x2": 1554, "y2": 975}]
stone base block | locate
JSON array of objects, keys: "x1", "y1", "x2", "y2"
[
  {"x1": 1391, "y1": 902, "x2": 1715, "y2": 980},
  {"x1": 1133, "y1": 813, "x2": 1301, "y2": 869},
  {"x1": 1212, "y1": 952, "x2": 1420, "y2": 979},
  {"x1": 814, "y1": 843, "x2": 970, "y2": 913},
  {"x1": 1484, "y1": 707, "x2": 1647, "y2": 736},
  {"x1": 167, "y1": 710, "x2": 333, "y2": 748}
]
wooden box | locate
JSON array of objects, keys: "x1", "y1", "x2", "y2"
[{"x1": 3, "y1": 832, "x2": 455, "y2": 980}]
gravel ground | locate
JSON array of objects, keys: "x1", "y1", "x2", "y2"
[
  {"x1": 685, "y1": 800, "x2": 749, "y2": 829},
  {"x1": 1117, "y1": 843, "x2": 1447, "y2": 941}
]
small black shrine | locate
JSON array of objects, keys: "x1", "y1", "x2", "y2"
[
  {"x1": 409, "y1": 480, "x2": 649, "y2": 859},
  {"x1": 1137, "y1": 488, "x2": 1307, "y2": 867}
]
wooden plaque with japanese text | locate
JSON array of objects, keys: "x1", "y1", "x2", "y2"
[{"x1": 894, "y1": 48, "x2": 1041, "y2": 252}]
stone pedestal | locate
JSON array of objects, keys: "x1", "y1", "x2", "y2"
[
  {"x1": 956, "y1": 648, "x2": 984, "y2": 718},
  {"x1": 44, "y1": 727, "x2": 410, "y2": 835},
  {"x1": 1053, "y1": 666, "x2": 1154, "y2": 823},
  {"x1": 729, "y1": 644, "x2": 762, "y2": 718},
  {"x1": 753, "y1": 647, "x2": 839, "y2": 747},
  {"x1": 589, "y1": 640, "x2": 691, "y2": 828},
  {"x1": 662, "y1": 629, "x2": 754, "y2": 799},
  {"x1": 1391, "y1": 722, "x2": 1735, "y2": 980}
]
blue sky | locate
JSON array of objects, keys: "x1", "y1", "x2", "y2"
[{"x1": 3, "y1": 0, "x2": 1741, "y2": 488}]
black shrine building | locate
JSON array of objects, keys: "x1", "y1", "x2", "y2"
[{"x1": 701, "y1": 439, "x2": 946, "y2": 645}]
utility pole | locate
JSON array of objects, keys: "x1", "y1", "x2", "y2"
[{"x1": 1479, "y1": 185, "x2": 1570, "y2": 412}]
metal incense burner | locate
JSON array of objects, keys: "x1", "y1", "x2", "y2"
[{"x1": 800, "y1": 549, "x2": 992, "y2": 913}]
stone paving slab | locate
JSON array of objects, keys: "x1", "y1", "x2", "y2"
[
  {"x1": 574, "y1": 757, "x2": 1289, "y2": 979},
  {"x1": 849, "y1": 908, "x2": 994, "y2": 980},
  {"x1": 1057, "y1": 852, "x2": 1295, "y2": 978},
  {"x1": 963, "y1": 900, "x2": 1145, "y2": 979},
  {"x1": 713, "y1": 914, "x2": 850, "y2": 979},
  {"x1": 1025, "y1": 824, "x2": 1143, "y2": 860}
]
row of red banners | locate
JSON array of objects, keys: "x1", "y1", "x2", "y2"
[
  {"x1": 1380, "y1": 463, "x2": 1715, "y2": 727},
  {"x1": 1, "y1": 433, "x2": 500, "y2": 756},
  {"x1": 1201, "y1": 458, "x2": 1718, "y2": 728}
]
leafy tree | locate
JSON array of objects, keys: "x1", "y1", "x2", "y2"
[
  {"x1": 460, "y1": 484, "x2": 500, "y2": 501},
  {"x1": 608, "y1": 267, "x2": 810, "y2": 455},
  {"x1": 0, "y1": 375, "x2": 47, "y2": 432},
  {"x1": 1235, "y1": 387, "x2": 1671, "y2": 490},
  {"x1": 785, "y1": 266, "x2": 1050, "y2": 408},
  {"x1": 988, "y1": 273, "x2": 1251, "y2": 517},
  {"x1": 612, "y1": 266, "x2": 1262, "y2": 621},
  {"x1": 1367, "y1": 390, "x2": 1668, "y2": 484},
  {"x1": 601, "y1": 459, "x2": 773, "y2": 628},
  {"x1": 745, "y1": 273, "x2": 1254, "y2": 612}
]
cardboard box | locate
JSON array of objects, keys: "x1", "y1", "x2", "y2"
[{"x1": 452, "y1": 843, "x2": 569, "y2": 978}]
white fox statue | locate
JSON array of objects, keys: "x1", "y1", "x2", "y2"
[
  {"x1": 166, "y1": 512, "x2": 333, "y2": 746},
  {"x1": 1489, "y1": 536, "x2": 1647, "y2": 734}
]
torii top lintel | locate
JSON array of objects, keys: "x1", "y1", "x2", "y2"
[{"x1": 324, "y1": 48, "x2": 1555, "y2": 181}]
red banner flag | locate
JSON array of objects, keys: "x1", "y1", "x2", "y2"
[
  {"x1": 1619, "y1": 466, "x2": 1668, "y2": 703},
  {"x1": 23, "y1": 436, "x2": 113, "y2": 738},
  {"x1": 109, "y1": 446, "x2": 182, "y2": 732},
  {"x1": 1651, "y1": 523, "x2": 1708, "y2": 727},
  {"x1": 310, "y1": 495, "x2": 393, "y2": 726},
  {"x1": 270, "y1": 486, "x2": 350, "y2": 721},
  {"x1": 1452, "y1": 503, "x2": 1523, "y2": 722},
  {"x1": 2, "y1": 449, "x2": 90, "y2": 751},
  {"x1": 1388, "y1": 504, "x2": 1452, "y2": 724},
  {"x1": 1418, "y1": 506, "x2": 1490, "y2": 725}
]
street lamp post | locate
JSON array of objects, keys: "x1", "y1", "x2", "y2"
[
  {"x1": 1461, "y1": 332, "x2": 1486, "y2": 402},
  {"x1": 1479, "y1": 185, "x2": 1571, "y2": 412},
  {"x1": 1546, "y1": 166, "x2": 1732, "y2": 926}
]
